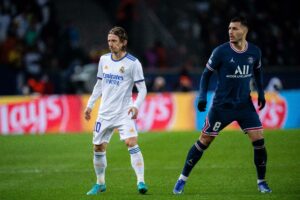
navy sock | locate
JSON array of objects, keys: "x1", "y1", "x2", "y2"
[
  {"x1": 253, "y1": 139, "x2": 267, "y2": 180},
  {"x1": 181, "y1": 140, "x2": 208, "y2": 177}
]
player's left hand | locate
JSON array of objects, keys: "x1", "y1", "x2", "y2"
[
  {"x1": 258, "y1": 96, "x2": 266, "y2": 110},
  {"x1": 197, "y1": 100, "x2": 207, "y2": 112},
  {"x1": 128, "y1": 107, "x2": 138, "y2": 119}
]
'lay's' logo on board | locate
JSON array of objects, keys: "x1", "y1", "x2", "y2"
[
  {"x1": 227, "y1": 92, "x2": 287, "y2": 129},
  {"x1": 136, "y1": 93, "x2": 175, "y2": 131},
  {"x1": 253, "y1": 92, "x2": 287, "y2": 129}
]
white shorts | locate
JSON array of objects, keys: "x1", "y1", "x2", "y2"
[{"x1": 93, "y1": 112, "x2": 138, "y2": 145}]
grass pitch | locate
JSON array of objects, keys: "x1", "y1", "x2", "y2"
[{"x1": 0, "y1": 130, "x2": 300, "y2": 200}]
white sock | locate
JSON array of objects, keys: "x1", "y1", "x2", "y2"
[
  {"x1": 179, "y1": 174, "x2": 188, "y2": 181},
  {"x1": 128, "y1": 145, "x2": 145, "y2": 184},
  {"x1": 93, "y1": 151, "x2": 107, "y2": 185},
  {"x1": 257, "y1": 179, "x2": 265, "y2": 184}
]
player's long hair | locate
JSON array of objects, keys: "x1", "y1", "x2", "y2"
[{"x1": 109, "y1": 26, "x2": 128, "y2": 51}]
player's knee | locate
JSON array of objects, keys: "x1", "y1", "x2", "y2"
[
  {"x1": 125, "y1": 137, "x2": 137, "y2": 147},
  {"x1": 199, "y1": 133, "x2": 214, "y2": 147},
  {"x1": 248, "y1": 130, "x2": 264, "y2": 142},
  {"x1": 94, "y1": 144, "x2": 106, "y2": 152}
]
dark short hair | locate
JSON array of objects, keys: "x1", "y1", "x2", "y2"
[
  {"x1": 230, "y1": 16, "x2": 248, "y2": 28},
  {"x1": 108, "y1": 26, "x2": 128, "y2": 42}
]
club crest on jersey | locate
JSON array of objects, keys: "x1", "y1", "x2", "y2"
[
  {"x1": 119, "y1": 66, "x2": 125, "y2": 73},
  {"x1": 104, "y1": 65, "x2": 109, "y2": 70},
  {"x1": 248, "y1": 57, "x2": 254, "y2": 64}
]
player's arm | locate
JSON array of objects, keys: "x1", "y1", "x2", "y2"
[
  {"x1": 198, "y1": 68, "x2": 213, "y2": 111},
  {"x1": 253, "y1": 66, "x2": 265, "y2": 110},
  {"x1": 85, "y1": 57, "x2": 103, "y2": 121},
  {"x1": 253, "y1": 50, "x2": 266, "y2": 110},
  {"x1": 129, "y1": 60, "x2": 147, "y2": 119},
  {"x1": 197, "y1": 48, "x2": 220, "y2": 112},
  {"x1": 85, "y1": 79, "x2": 102, "y2": 121},
  {"x1": 129, "y1": 81, "x2": 147, "y2": 119}
]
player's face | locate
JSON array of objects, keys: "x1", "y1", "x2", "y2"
[
  {"x1": 108, "y1": 34, "x2": 126, "y2": 54},
  {"x1": 228, "y1": 22, "x2": 247, "y2": 43}
]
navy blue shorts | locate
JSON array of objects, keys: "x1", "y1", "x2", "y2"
[{"x1": 202, "y1": 103, "x2": 263, "y2": 136}]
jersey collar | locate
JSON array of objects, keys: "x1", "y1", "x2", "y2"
[
  {"x1": 111, "y1": 52, "x2": 128, "y2": 62},
  {"x1": 230, "y1": 41, "x2": 248, "y2": 53}
]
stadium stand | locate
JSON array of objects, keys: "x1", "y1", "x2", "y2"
[{"x1": 0, "y1": 0, "x2": 299, "y2": 95}]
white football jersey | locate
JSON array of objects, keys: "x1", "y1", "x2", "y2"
[{"x1": 97, "y1": 53, "x2": 145, "y2": 120}]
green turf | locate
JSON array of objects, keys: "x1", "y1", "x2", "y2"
[{"x1": 0, "y1": 130, "x2": 300, "y2": 200}]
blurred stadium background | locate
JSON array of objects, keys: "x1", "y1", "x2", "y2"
[
  {"x1": 0, "y1": 0, "x2": 299, "y2": 95},
  {"x1": 0, "y1": 0, "x2": 300, "y2": 199}
]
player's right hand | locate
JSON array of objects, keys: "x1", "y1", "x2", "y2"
[
  {"x1": 258, "y1": 96, "x2": 266, "y2": 110},
  {"x1": 84, "y1": 107, "x2": 92, "y2": 121},
  {"x1": 197, "y1": 100, "x2": 207, "y2": 112}
]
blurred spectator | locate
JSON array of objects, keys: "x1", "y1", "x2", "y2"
[
  {"x1": 175, "y1": 59, "x2": 194, "y2": 92},
  {"x1": 144, "y1": 40, "x2": 167, "y2": 69},
  {"x1": 152, "y1": 76, "x2": 166, "y2": 92},
  {"x1": 266, "y1": 77, "x2": 283, "y2": 92},
  {"x1": 116, "y1": 0, "x2": 138, "y2": 37},
  {"x1": 177, "y1": 75, "x2": 193, "y2": 92},
  {"x1": 26, "y1": 74, "x2": 54, "y2": 94},
  {"x1": 62, "y1": 20, "x2": 80, "y2": 49},
  {"x1": 23, "y1": 45, "x2": 42, "y2": 77},
  {"x1": 0, "y1": 6, "x2": 11, "y2": 42}
]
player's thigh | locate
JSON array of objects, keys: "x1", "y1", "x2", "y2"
[
  {"x1": 202, "y1": 107, "x2": 233, "y2": 136},
  {"x1": 93, "y1": 118, "x2": 114, "y2": 145},
  {"x1": 236, "y1": 106, "x2": 263, "y2": 134},
  {"x1": 116, "y1": 114, "x2": 138, "y2": 141}
]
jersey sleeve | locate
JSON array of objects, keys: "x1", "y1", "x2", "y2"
[
  {"x1": 97, "y1": 57, "x2": 103, "y2": 79},
  {"x1": 253, "y1": 47, "x2": 264, "y2": 97},
  {"x1": 132, "y1": 60, "x2": 145, "y2": 83},
  {"x1": 206, "y1": 47, "x2": 222, "y2": 71},
  {"x1": 254, "y1": 48, "x2": 262, "y2": 69}
]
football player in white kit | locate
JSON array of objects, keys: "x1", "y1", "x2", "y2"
[{"x1": 85, "y1": 27, "x2": 148, "y2": 195}]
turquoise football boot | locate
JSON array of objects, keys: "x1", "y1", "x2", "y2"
[
  {"x1": 137, "y1": 182, "x2": 148, "y2": 194},
  {"x1": 86, "y1": 184, "x2": 106, "y2": 195}
]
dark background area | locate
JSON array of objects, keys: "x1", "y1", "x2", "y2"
[{"x1": 0, "y1": 0, "x2": 299, "y2": 95}]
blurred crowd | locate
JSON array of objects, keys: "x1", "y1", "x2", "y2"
[
  {"x1": 0, "y1": 0, "x2": 299, "y2": 95},
  {"x1": 0, "y1": 0, "x2": 90, "y2": 95},
  {"x1": 101, "y1": 0, "x2": 300, "y2": 92},
  {"x1": 142, "y1": 0, "x2": 300, "y2": 67}
]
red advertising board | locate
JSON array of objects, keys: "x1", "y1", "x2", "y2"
[
  {"x1": 227, "y1": 92, "x2": 288, "y2": 129},
  {"x1": 0, "y1": 95, "x2": 82, "y2": 134},
  {"x1": 136, "y1": 93, "x2": 175, "y2": 131},
  {"x1": 254, "y1": 93, "x2": 287, "y2": 129}
]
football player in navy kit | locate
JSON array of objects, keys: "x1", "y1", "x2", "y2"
[{"x1": 173, "y1": 16, "x2": 272, "y2": 194}]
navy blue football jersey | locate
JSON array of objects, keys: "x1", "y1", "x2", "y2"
[{"x1": 206, "y1": 42, "x2": 262, "y2": 106}]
